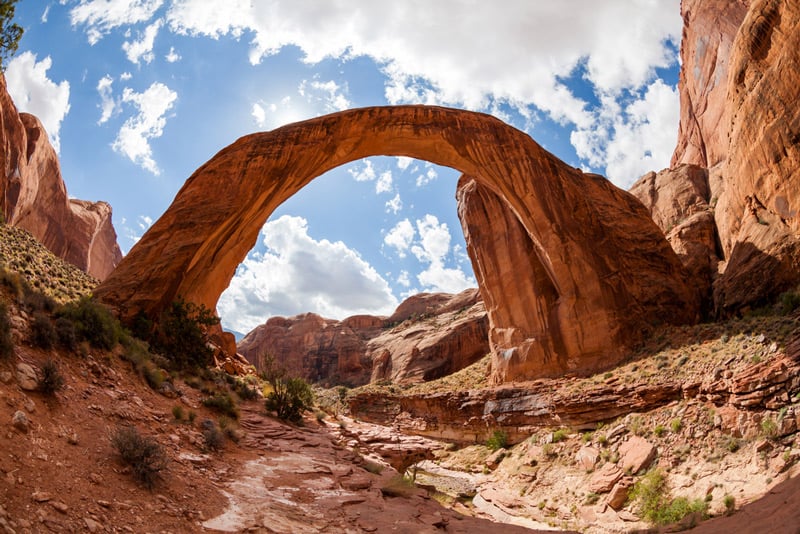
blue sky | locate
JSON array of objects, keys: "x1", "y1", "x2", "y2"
[{"x1": 7, "y1": 1, "x2": 682, "y2": 335}]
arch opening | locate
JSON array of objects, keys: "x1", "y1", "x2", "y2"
[{"x1": 95, "y1": 105, "x2": 699, "y2": 382}]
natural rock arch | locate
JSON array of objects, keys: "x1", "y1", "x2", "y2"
[{"x1": 95, "y1": 105, "x2": 698, "y2": 382}]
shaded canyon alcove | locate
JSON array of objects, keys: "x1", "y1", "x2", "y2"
[{"x1": 94, "y1": 105, "x2": 699, "y2": 383}]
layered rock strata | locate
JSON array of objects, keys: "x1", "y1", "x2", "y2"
[
  {"x1": 96, "y1": 105, "x2": 698, "y2": 383},
  {"x1": 238, "y1": 289, "x2": 489, "y2": 386},
  {"x1": 0, "y1": 75, "x2": 122, "y2": 280}
]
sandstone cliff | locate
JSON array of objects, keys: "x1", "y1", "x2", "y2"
[
  {"x1": 0, "y1": 75, "x2": 122, "y2": 280},
  {"x1": 238, "y1": 289, "x2": 489, "y2": 386},
  {"x1": 636, "y1": 0, "x2": 800, "y2": 317}
]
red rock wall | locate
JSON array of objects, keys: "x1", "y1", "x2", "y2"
[{"x1": 0, "y1": 75, "x2": 122, "y2": 280}]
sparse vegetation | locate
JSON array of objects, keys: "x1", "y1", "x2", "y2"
[
  {"x1": 670, "y1": 418, "x2": 683, "y2": 433},
  {"x1": 57, "y1": 297, "x2": 122, "y2": 350},
  {"x1": 487, "y1": 429, "x2": 508, "y2": 451},
  {"x1": 260, "y1": 353, "x2": 314, "y2": 423},
  {"x1": 552, "y1": 428, "x2": 569, "y2": 443},
  {"x1": 654, "y1": 424, "x2": 666, "y2": 437},
  {"x1": 202, "y1": 391, "x2": 239, "y2": 420},
  {"x1": 200, "y1": 419, "x2": 225, "y2": 451},
  {"x1": 38, "y1": 358, "x2": 65, "y2": 395},
  {"x1": 30, "y1": 311, "x2": 57, "y2": 349},
  {"x1": 171, "y1": 405, "x2": 185, "y2": 421},
  {"x1": 629, "y1": 469, "x2": 708, "y2": 526},
  {"x1": 761, "y1": 416, "x2": 779, "y2": 440},
  {"x1": 110, "y1": 426, "x2": 168, "y2": 490},
  {"x1": 151, "y1": 299, "x2": 219, "y2": 371},
  {"x1": 723, "y1": 494, "x2": 735, "y2": 515},
  {"x1": 0, "y1": 301, "x2": 13, "y2": 358}
]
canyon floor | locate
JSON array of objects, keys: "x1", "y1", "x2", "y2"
[{"x1": 2, "y1": 225, "x2": 800, "y2": 533}]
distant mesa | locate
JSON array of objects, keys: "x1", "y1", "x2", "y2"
[{"x1": 94, "y1": 104, "x2": 698, "y2": 383}]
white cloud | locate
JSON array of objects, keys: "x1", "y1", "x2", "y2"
[
  {"x1": 416, "y1": 166, "x2": 438, "y2": 187},
  {"x1": 165, "y1": 0, "x2": 681, "y2": 182},
  {"x1": 217, "y1": 215, "x2": 399, "y2": 333},
  {"x1": 41, "y1": 5, "x2": 51, "y2": 23},
  {"x1": 5, "y1": 52, "x2": 70, "y2": 153},
  {"x1": 396, "y1": 156, "x2": 412, "y2": 170},
  {"x1": 251, "y1": 102, "x2": 266, "y2": 127},
  {"x1": 409, "y1": 215, "x2": 476, "y2": 293},
  {"x1": 385, "y1": 193, "x2": 402, "y2": 214},
  {"x1": 123, "y1": 19, "x2": 162, "y2": 64},
  {"x1": 348, "y1": 159, "x2": 376, "y2": 182},
  {"x1": 571, "y1": 79, "x2": 679, "y2": 188},
  {"x1": 71, "y1": 0, "x2": 164, "y2": 44},
  {"x1": 112, "y1": 82, "x2": 177, "y2": 174},
  {"x1": 299, "y1": 79, "x2": 350, "y2": 112},
  {"x1": 397, "y1": 270, "x2": 411, "y2": 288},
  {"x1": 96, "y1": 75, "x2": 116, "y2": 124},
  {"x1": 120, "y1": 71, "x2": 133, "y2": 81},
  {"x1": 375, "y1": 170, "x2": 393, "y2": 194},
  {"x1": 384, "y1": 219, "x2": 415, "y2": 257},
  {"x1": 165, "y1": 46, "x2": 181, "y2": 62}
]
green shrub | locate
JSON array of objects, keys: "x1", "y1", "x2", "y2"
[
  {"x1": 38, "y1": 358, "x2": 65, "y2": 395},
  {"x1": 234, "y1": 378, "x2": 259, "y2": 401},
  {"x1": 200, "y1": 419, "x2": 225, "y2": 451},
  {"x1": 723, "y1": 494, "x2": 735, "y2": 515},
  {"x1": 486, "y1": 429, "x2": 508, "y2": 451},
  {"x1": 552, "y1": 428, "x2": 569, "y2": 443},
  {"x1": 630, "y1": 469, "x2": 708, "y2": 526},
  {"x1": 260, "y1": 353, "x2": 313, "y2": 423},
  {"x1": 54, "y1": 316, "x2": 77, "y2": 350},
  {"x1": 584, "y1": 492, "x2": 600, "y2": 505},
  {"x1": 778, "y1": 288, "x2": 800, "y2": 315},
  {"x1": 654, "y1": 424, "x2": 666, "y2": 438},
  {"x1": 22, "y1": 288, "x2": 56, "y2": 314},
  {"x1": 0, "y1": 302, "x2": 13, "y2": 359},
  {"x1": 57, "y1": 297, "x2": 121, "y2": 350},
  {"x1": 110, "y1": 426, "x2": 168, "y2": 489},
  {"x1": 761, "y1": 416, "x2": 779, "y2": 440},
  {"x1": 152, "y1": 299, "x2": 219, "y2": 371},
  {"x1": 141, "y1": 362, "x2": 165, "y2": 390},
  {"x1": 670, "y1": 418, "x2": 682, "y2": 433},
  {"x1": 202, "y1": 392, "x2": 239, "y2": 420},
  {"x1": 171, "y1": 405, "x2": 184, "y2": 421},
  {"x1": 30, "y1": 311, "x2": 57, "y2": 349}
]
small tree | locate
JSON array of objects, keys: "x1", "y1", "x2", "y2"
[
  {"x1": 0, "y1": 1, "x2": 21, "y2": 70},
  {"x1": 153, "y1": 299, "x2": 219, "y2": 370},
  {"x1": 260, "y1": 353, "x2": 313, "y2": 423}
]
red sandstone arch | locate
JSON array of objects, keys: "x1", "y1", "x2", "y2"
[{"x1": 95, "y1": 105, "x2": 698, "y2": 382}]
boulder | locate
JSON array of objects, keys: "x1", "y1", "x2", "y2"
[
  {"x1": 0, "y1": 76, "x2": 122, "y2": 280},
  {"x1": 15, "y1": 362, "x2": 37, "y2": 391},
  {"x1": 588, "y1": 463, "x2": 624, "y2": 494},
  {"x1": 575, "y1": 446, "x2": 600, "y2": 471},
  {"x1": 618, "y1": 436, "x2": 657, "y2": 474},
  {"x1": 607, "y1": 477, "x2": 634, "y2": 511}
]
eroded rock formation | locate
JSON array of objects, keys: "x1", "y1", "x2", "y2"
[
  {"x1": 238, "y1": 289, "x2": 489, "y2": 386},
  {"x1": 95, "y1": 105, "x2": 698, "y2": 383},
  {"x1": 653, "y1": 0, "x2": 800, "y2": 315},
  {"x1": 0, "y1": 75, "x2": 122, "y2": 280}
]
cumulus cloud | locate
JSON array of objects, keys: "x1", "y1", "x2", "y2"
[
  {"x1": 217, "y1": 215, "x2": 399, "y2": 333},
  {"x1": 164, "y1": 0, "x2": 681, "y2": 182},
  {"x1": 385, "y1": 193, "x2": 402, "y2": 214},
  {"x1": 123, "y1": 19, "x2": 162, "y2": 64},
  {"x1": 298, "y1": 78, "x2": 350, "y2": 112},
  {"x1": 375, "y1": 170, "x2": 393, "y2": 194},
  {"x1": 416, "y1": 166, "x2": 438, "y2": 188},
  {"x1": 70, "y1": 0, "x2": 164, "y2": 44},
  {"x1": 5, "y1": 52, "x2": 70, "y2": 153},
  {"x1": 571, "y1": 79, "x2": 679, "y2": 187},
  {"x1": 396, "y1": 156, "x2": 412, "y2": 170},
  {"x1": 411, "y1": 215, "x2": 475, "y2": 293},
  {"x1": 165, "y1": 46, "x2": 181, "y2": 62},
  {"x1": 112, "y1": 82, "x2": 177, "y2": 174},
  {"x1": 97, "y1": 75, "x2": 116, "y2": 124},
  {"x1": 384, "y1": 219, "x2": 415, "y2": 257},
  {"x1": 348, "y1": 159, "x2": 376, "y2": 182}
]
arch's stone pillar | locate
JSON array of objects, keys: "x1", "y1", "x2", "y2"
[{"x1": 95, "y1": 105, "x2": 699, "y2": 382}]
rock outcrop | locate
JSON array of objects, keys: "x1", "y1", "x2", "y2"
[
  {"x1": 646, "y1": 0, "x2": 800, "y2": 316},
  {"x1": 238, "y1": 289, "x2": 489, "y2": 386},
  {"x1": 0, "y1": 75, "x2": 122, "y2": 280},
  {"x1": 97, "y1": 105, "x2": 698, "y2": 383}
]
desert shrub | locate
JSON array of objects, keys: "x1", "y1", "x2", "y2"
[
  {"x1": 38, "y1": 358, "x2": 65, "y2": 395},
  {"x1": 670, "y1": 418, "x2": 683, "y2": 433},
  {"x1": 260, "y1": 353, "x2": 313, "y2": 423},
  {"x1": 202, "y1": 392, "x2": 239, "y2": 420},
  {"x1": 552, "y1": 428, "x2": 569, "y2": 443},
  {"x1": 234, "y1": 378, "x2": 259, "y2": 401},
  {"x1": 152, "y1": 299, "x2": 219, "y2": 371},
  {"x1": 0, "y1": 302, "x2": 13, "y2": 359},
  {"x1": 761, "y1": 416, "x2": 779, "y2": 440},
  {"x1": 141, "y1": 361, "x2": 166, "y2": 390},
  {"x1": 22, "y1": 288, "x2": 56, "y2": 314},
  {"x1": 630, "y1": 469, "x2": 708, "y2": 526},
  {"x1": 628, "y1": 415, "x2": 646, "y2": 436},
  {"x1": 110, "y1": 426, "x2": 168, "y2": 489},
  {"x1": 486, "y1": 429, "x2": 508, "y2": 451},
  {"x1": 30, "y1": 311, "x2": 57, "y2": 349},
  {"x1": 723, "y1": 494, "x2": 735, "y2": 515},
  {"x1": 654, "y1": 424, "x2": 666, "y2": 438},
  {"x1": 57, "y1": 297, "x2": 121, "y2": 350},
  {"x1": 778, "y1": 288, "x2": 800, "y2": 315},
  {"x1": 54, "y1": 316, "x2": 77, "y2": 350},
  {"x1": 584, "y1": 492, "x2": 600, "y2": 505},
  {"x1": 200, "y1": 419, "x2": 225, "y2": 451},
  {"x1": 171, "y1": 405, "x2": 184, "y2": 421}
]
